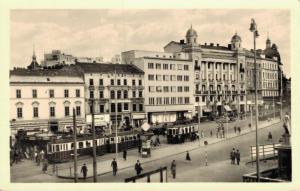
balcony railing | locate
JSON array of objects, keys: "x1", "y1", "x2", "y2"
[
  {"x1": 226, "y1": 91, "x2": 231, "y2": 94},
  {"x1": 88, "y1": 85, "x2": 95, "y2": 90},
  {"x1": 195, "y1": 90, "x2": 202, "y2": 94},
  {"x1": 203, "y1": 90, "x2": 209, "y2": 94},
  {"x1": 99, "y1": 85, "x2": 105, "y2": 90},
  {"x1": 210, "y1": 90, "x2": 216, "y2": 94},
  {"x1": 241, "y1": 90, "x2": 246, "y2": 94},
  {"x1": 232, "y1": 91, "x2": 238, "y2": 94}
]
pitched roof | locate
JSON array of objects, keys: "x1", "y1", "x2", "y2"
[{"x1": 76, "y1": 62, "x2": 144, "y2": 74}]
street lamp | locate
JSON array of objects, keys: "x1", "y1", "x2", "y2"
[
  {"x1": 249, "y1": 18, "x2": 260, "y2": 182},
  {"x1": 89, "y1": 98, "x2": 97, "y2": 182}
]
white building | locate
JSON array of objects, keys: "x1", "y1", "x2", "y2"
[
  {"x1": 122, "y1": 50, "x2": 194, "y2": 124},
  {"x1": 10, "y1": 65, "x2": 86, "y2": 135},
  {"x1": 41, "y1": 50, "x2": 76, "y2": 67}
]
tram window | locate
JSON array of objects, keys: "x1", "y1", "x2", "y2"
[
  {"x1": 125, "y1": 136, "x2": 128, "y2": 141},
  {"x1": 79, "y1": 142, "x2": 84, "y2": 149},
  {"x1": 56, "y1": 145, "x2": 60, "y2": 152},
  {"x1": 168, "y1": 129, "x2": 172, "y2": 135},
  {"x1": 71, "y1": 143, "x2": 74, "y2": 149},
  {"x1": 192, "y1": 126, "x2": 194, "y2": 132},
  {"x1": 48, "y1": 145, "x2": 52, "y2": 153},
  {"x1": 100, "y1": 139, "x2": 104, "y2": 145},
  {"x1": 121, "y1": 137, "x2": 125, "y2": 142},
  {"x1": 133, "y1": 136, "x2": 136, "y2": 140},
  {"x1": 86, "y1": 141, "x2": 91, "y2": 147},
  {"x1": 110, "y1": 137, "x2": 114, "y2": 143}
]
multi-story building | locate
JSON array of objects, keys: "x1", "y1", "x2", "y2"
[
  {"x1": 41, "y1": 49, "x2": 76, "y2": 67},
  {"x1": 75, "y1": 62, "x2": 146, "y2": 129},
  {"x1": 10, "y1": 55, "x2": 86, "y2": 136},
  {"x1": 122, "y1": 50, "x2": 194, "y2": 123}
]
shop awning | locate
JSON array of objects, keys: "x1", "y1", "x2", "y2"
[
  {"x1": 224, "y1": 105, "x2": 232, "y2": 112},
  {"x1": 203, "y1": 106, "x2": 212, "y2": 113}
]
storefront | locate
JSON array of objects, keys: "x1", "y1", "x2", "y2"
[{"x1": 132, "y1": 113, "x2": 147, "y2": 127}]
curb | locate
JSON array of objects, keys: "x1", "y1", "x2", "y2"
[{"x1": 56, "y1": 120, "x2": 281, "y2": 179}]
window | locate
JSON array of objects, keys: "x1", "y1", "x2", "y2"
[
  {"x1": 117, "y1": 90, "x2": 122, "y2": 99},
  {"x1": 208, "y1": 63, "x2": 211, "y2": 69},
  {"x1": 223, "y1": 64, "x2": 225, "y2": 70},
  {"x1": 17, "y1": 107, "x2": 22, "y2": 118},
  {"x1": 148, "y1": 74, "x2": 154, "y2": 81},
  {"x1": 139, "y1": 91, "x2": 143, "y2": 98},
  {"x1": 76, "y1": 89, "x2": 80, "y2": 97},
  {"x1": 99, "y1": 79, "x2": 103, "y2": 86},
  {"x1": 230, "y1": 64, "x2": 232, "y2": 70},
  {"x1": 177, "y1": 75, "x2": 183, "y2": 81},
  {"x1": 184, "y1": 65, "x2": 189, "y2": 70},
  {"x1": 170, "y1": 64, "x2": 176, "y2": 70},
  {"x1": 100, "y1": 105, "x2": 105, "y2": 113},
  {"x1": 16, "y1": 89, "x2": 21, "y2": 98},
  {"x1": 149, "y1": 86, "x2": 155, "y2": 92},
  {"x1": 202, "y1": 96, "x2": 205, "y2": 102},
  {"x1": 177, "y1": 86, "x2": 183, "y2": 92},
  {"x1": 49, "y1": 89, "x2": 54, "y2": 98},
  {"x1": 86, "y1": 141, "x2": 91, "y2": 148},
  {"x1": 149, "y1": 97, "x2": 155, "y2": 105},
  {"x1": 184, "y1": 76, "x2": 189, "y2": 81},
  {"x1": 156, "y1": 97, "x2": 162, "y2": 105},
  {"x1": 148, "y1": 62, "x2": 154, "y2": 69},
  {"x1": 156, "y1": 75, "x2": 162, "y2": 81},
  {"x1": 156, "y1": 86, "x2": 162, "y2": 92},
  {"x1": 223, "y1": 74, "x2": 226, "y2": 80},
  {"x1": 64, "y1": 89, "x2": 69, "y2": 98},
  {"x1": 139, "y1": 80, "x2": 142, "y2": 86},
  {"x1": 50, "y1": 106, "x2": 55, "y2": 117},
  {"x1": 124, "y1": 79, "x2": 127, "y2": 85},
  {"x1": 117, "y1": 79, "x2": 121, "y2": 85},
  {"x1": 90, "y1": 105, "x2": 93, "y2": 113},
  {"x1": 32, "y1": 89, "x2": 37, "y2": 98},
  {"x1": 90, "y1": 91, "x2": 94, "y2": 99},
  {"x1": 117, "y1": 103, "x2": 122, "y2": 112},
  {"x1": 33, "y1": 107, "x2": 38, "y2": 117},
  {"x1": 195, "y1": 97, "x2": 199, "y2": 102},
  {"x1": 89, "y1": 79, "x2": 94, "y2": 86},
  {"x1": 76, "y1": 106, "x2": 81, "y2": 116},
  {"x1": 65, "y1": 106, "x2": 70, "y2": 117},
  {"x1": 111, "y1": 79, "x2": 115, "y2": 85},
  {"x1": 240, "y1": 96, "x2": 244, "y2": 101},
  {"x1": 171, "y1": 75, "x2": 176, "y2": 81},
  {"x1": 163, "y1": 64, "x2": 168, "y2": 70},
  {"x1": 171, "y1": 86, "x2": 176, "y2": 92},
  {"x1": 139, "y1": 104, "x2": 143, "y2": 111},
  {"x1": 132, "y1": 91, "x2": 136, "y2": 98},
  {"x1": 171, "y1": 97, "x2": 176, "y2": 104},
  {"x1": 110, "y1": 90, "x2": 115, "y2": 99},
  {"x1": 124, "y1": 103, "x2": 129, "y2": 110},
  {"x1": 132, "y1": 104, "x2": 137, "y2": 111},
  {"x1": 132, "y1": 79, "x2": 136, "y2": 86},
  {"x1": 178, "y1": 97, "x2": 183, "y2": 104},
  {"x1": 184, "y1": 86, "x2": 189, "y2": 92},
  {"x1": 99, "y1": 91, "x2": 104, "y2": 98},
  {"x1": 163, "y1": 86, "x2": 169, "y2": 92},
  {"x1": 177, "y1": 64, "x2": 183, "y2": 70},
  {"x1": 215, "y1": 64, "x2": 218, "y2": 69},
  {"x1": 163, "y1": 75, "x2": 169, "y2": 81},
  {"x1": 156, "y1": 63, "x2": 161, "y2": 69},
  {"x1": 111, "y1": 103, "x2": 115, "y2": 112},
  {"x1": 79, "y1": 142, "x2": 84, "y2": 149}
]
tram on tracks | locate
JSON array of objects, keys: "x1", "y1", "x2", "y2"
[
  {"x1": 166, "y1": 124, "x2": 199, "y2": 144},
  {"x1": 46, "y1": 131, "x2": 140, "y2": 163}
]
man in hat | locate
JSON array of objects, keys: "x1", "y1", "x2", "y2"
[
  {"x1": 111, "y1": 158, "x2": 118, "y2": 176},
  {"x1": 81, "y1": 163, "x2": 88, "y2": 180}
]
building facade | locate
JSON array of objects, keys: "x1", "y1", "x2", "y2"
[
  {"x1": 122, "y1": 50, "x2": 195, "y2": 124},
  {"x1": 75, "y1": 62, "x2": 146, "y2": 129},
  {"x1": 10, "y1": 65, "x2": 86, "y2": 136}
]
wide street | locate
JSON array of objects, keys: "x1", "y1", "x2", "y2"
[{"x1": 10, "y1": 116, "x2": 284, "y2": 183}]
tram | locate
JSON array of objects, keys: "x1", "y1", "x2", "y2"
[
  {"x1": 46, "y1": 131, "x2": 140, "y2": 163},
  {"x1": 166, "y1": 124, "x2": 199, "y2": 144}
]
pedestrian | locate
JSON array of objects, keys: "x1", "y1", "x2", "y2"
[
  {"x1": 34, "y1": 151, "x2": 38, "y2": 163},
  {"x1": 80, "y1": 163, "x2": 88, "y2": 180},
  {"x1": 123, "y1": 148, "x2": 127, "y2": 161},
  {"x1": 235, "y1": 150, "x2": 240, "y2": 165},
  {"x1": 111, "y1": 158, "x2": 118, "y2": 176},
  {"x1": 138, "y1": 142, "x2": 142, "y2": 155},
  {"x1": 248, "y1": 123, "x2": 251, "y2": 130},
  {"x1": 230, "y1": 148, "x2": 236, "y2": 165},
  {"x1": 234, "y1": 126, "x2": 237, "y2": 134},
  {"x1": 42, "y1": 159, "x2": 48, "y2": 173},
  {"x1": 185, "y1": 151, "x2": 191, "y2": 161},
  {"x1": 222, "y1": 127, "x2": 225, "y2": 138},
  {"x1": 216, "y1": 127, "x2": 219, "y2": 138},
  {"x1": 135, "y1": 160, "x2": 143, "y2": 175},
  {"x1": 210, "y1": 130, "x2": 213, "y2": 137},
  {"x1": 268, "y1": 132, "x2": 273, "y2": 141},
  {"x1": 36, "y1": 152, "x2": 41, "y2": 166},
  {"x1": 171, "y1": 160, "x2": 176, "y2": 179},
  {"x1": 238, "y1": 126, "x2": 241, "y2": 135}
]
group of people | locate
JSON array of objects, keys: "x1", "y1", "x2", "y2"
[
  {"x1": 233, "y1": 126, "x2": 242, "y2": 135},
  {"x1": 216, "y1": 123, "x2": 225, "y2": 138},
  {"x1": 230, "y1": 148, "x2": 241, "y2": 165}
]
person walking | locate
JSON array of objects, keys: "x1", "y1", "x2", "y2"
[
  {"x1": 111, "y1": 158, "x2": 118, "y2": 176},
  {"x1": 80, "y1": 163, "x2": 88, "y2": 180},
  {"x1": 138, "y1": 141, "x2": 142, "y2": 155},
  {"x1": 123, "y1": 148, "x2": 127, "y2": 161},
  {"x1": 248, "y1": 123, "x2": 252, "y2": 130},
  {"x1": 268, "y1": 132, "x2": 273, "y2": 141},
  {"x1": 135, "y1": 160, "x2": 143, "y2": 175},
  {"x1": 235, "y1": 149, "x2": 240, "y2": 165},
  {"x1": 210, "y1": 130, "x2": 213, "y2": 137},
  {"x1": 230, "y1": 148, "x2": 236, "y2": 165},
  {"x1": 36, "y1": 152, "x2": 41, "y2": 166},
  {"x1": 238, "y1": 126, "x2": 241, "y2": 135},
  {"x1": 222, "y1": 126, "x2": 225, "y2": 138},
  {"x1": 171, "y1": 160, "x2": 176, "y2": 179},
  {"x1": 42, "y1": 159, "x2": 48, "y2": 173},
  {"x1": 185, "y1": 151, "x2": 191, "y2": 161},
  {"x1": 234, "y1": 126, "x2": 237, "y2": 134}
]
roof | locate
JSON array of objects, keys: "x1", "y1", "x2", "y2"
[
  {"x1": 10, "y1": 65, "x2": 82, "y2": 77},
  {"x1": 76, "y1": 62, "x2": 144, "y2": 74}
]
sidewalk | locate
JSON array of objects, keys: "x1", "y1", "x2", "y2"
[{"x1": 55, "y1": 118, "x2": 281, "y2": 179}]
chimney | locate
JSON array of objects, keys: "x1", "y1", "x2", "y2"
[
  {"x1": 217, "y1": 44, "x2": 219, "y2": 47},
  {"x1": 228, "y1": 44, "x2": 232, "y2": 49},
  {"x1": 180, "y1": 39, "x2": 185, "y2": 44},
  {"x1": 210, "y1": 43, "x2": 214, "y2": 46},
  {"x1": 204, "y1": 42, "x2": 207, "y2": 46}
]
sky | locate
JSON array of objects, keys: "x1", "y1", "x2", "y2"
[{"x1": 10, "y1": 9, "x2": 290, "y2": 77}]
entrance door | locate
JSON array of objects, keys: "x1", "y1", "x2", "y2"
[{"x1": 49, "y1": 121, "x2": 58, "y2": 132}]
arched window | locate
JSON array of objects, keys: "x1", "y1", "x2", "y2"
[
  {"x1": 110, "y1": 90, "x2": 115, "y2": 99},
  {"x1": 123, "y1": 90, "x2": 128, "y2": 99},
  {"x1": 117, "y1": 90, "x2": 122, "y2": 99}
]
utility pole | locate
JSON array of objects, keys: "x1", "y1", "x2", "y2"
[
  {"x1": 250, "y1": 18, "x2": 260, "y2": 182},
  {"x1": 72, "y1": 108, "x2": 78, "y2": 183},
  {"x1": 280, "y1": 68, "x2": 283, "y2": 119},
  {"x1": 198, "y1": 101, "x2": 201, "y2": 147},
  {"x1": 114, "y1": 67, "x2": 118, "y2": 160},
  {"x1": 91, "y1": 99, "x2": 97, "y2": 182}
]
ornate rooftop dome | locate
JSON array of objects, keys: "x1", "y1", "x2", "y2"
[
  {"x1": 186, "y1": 25, "x2": 198, "y2": 37},
  {"x1": 231, "y1": 32, "x2": 241, "y2": 42}
]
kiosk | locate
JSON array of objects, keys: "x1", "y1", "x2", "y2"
[{"x1": 140, "y1": 122, "x2": 153, "y2": 158}]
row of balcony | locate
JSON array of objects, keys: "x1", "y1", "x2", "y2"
[
  {"x1": 88, "y1": 85, "x2": 144, "y2": 91},
  {"x1": 194, "y1": 66, "x2": 245, "y2": 73},
  {"x1": 86, "y1": 97, "x2": 145, "y2": 102},
  {"x1": 195, "y1": 90, "x2": 246, "y2": 95},
  {"x1": 196, "y1": 79, "x2": 245, "y2": 83}
]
